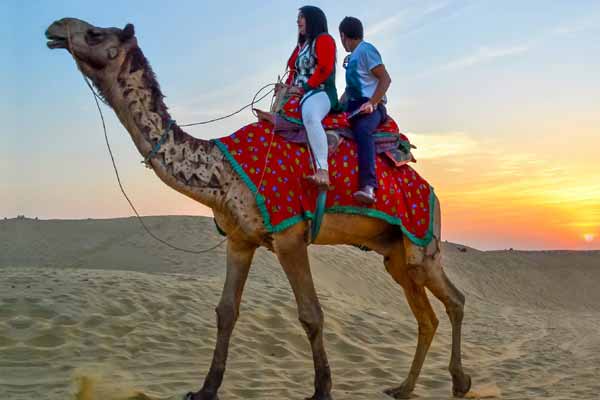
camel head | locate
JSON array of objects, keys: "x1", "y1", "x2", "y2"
[{"x1": 46, "y1": 18, "x2": 137, "y2": 87}]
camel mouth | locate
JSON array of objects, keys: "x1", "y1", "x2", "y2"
[
  {"x1": 46, "y1": 18, "x2": 96, "y2": 50},
  {"x1": 47, "y1": 38, "x2": 67, "y2": 49},
  {"x1": 46, "y1": 25, "x2": 69, "y2": 49},
  {"x1": 45, "y1": 21, "x2": 69, "y2": 49}
]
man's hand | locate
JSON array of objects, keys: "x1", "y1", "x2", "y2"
[{"x1": 359, "y1": 101, "x2": 376, "y2": 114}]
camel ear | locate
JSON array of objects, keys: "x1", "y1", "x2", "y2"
[{"x1": 119, "y1": 23, "x2": 135, "y2": 42}]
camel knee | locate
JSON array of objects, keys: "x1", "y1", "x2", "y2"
[
  {"x1": 215, "y1": 301, "x2": 238, "y2": 332},
  {"x1": 446, "y1": 302, "x2": 464, "y2": 327},
  {"x1": 419, "y1": 315, "x2": 439, "y2": 337},
  {"x1": 407, "y1": 264, "x2": 428, "y2": 286},
  {"x1": 299, "y1": 307, "x2": 324, "y2": 341},
  {"x1": 444, "y1": 282, "x2": 465, "y2": 322}
]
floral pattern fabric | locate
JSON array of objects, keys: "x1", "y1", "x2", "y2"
[{"x1": 214, "y1": 121, "x2": 435, "y2": 246}]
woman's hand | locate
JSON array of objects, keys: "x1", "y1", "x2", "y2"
[
  {"x1": 287, "y1": 86, "x2": 305, "y2": 97},
  {"x1": 274, "y1": 83, "x2": 287, "y2": 95}
]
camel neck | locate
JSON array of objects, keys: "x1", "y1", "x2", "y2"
[{"x1": 101, "y1": 47, "x2": 224, "y2": 209}]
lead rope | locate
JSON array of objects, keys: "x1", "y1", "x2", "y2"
[{"x1": 67, "y1": 27, "x2": 279, "y2": 254}]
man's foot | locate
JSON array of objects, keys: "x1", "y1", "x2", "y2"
[
  {"x1": 353, "y1": 185, "x2": 376, "y2": 205},
  {"x1": 305, "y1": 169, "x2": 330, "y2": 190},
  {"x1": 253, "y1": 109, "x2": 275, "y2": 125}
]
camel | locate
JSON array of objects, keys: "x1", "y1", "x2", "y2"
[{"x1": 45, "y1": 18, "x2": 471, "y2": 400}]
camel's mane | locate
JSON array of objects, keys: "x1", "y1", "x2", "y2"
[{"x1": 117, "y1": 46, "x2": 192, "y2": 146}]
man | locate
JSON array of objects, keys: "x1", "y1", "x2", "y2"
[{"x1": 339, "y1": 16, "x2": 392, "y2": 204}]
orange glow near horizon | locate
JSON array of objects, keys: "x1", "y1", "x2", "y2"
[
  {"x1": 10, "y1": 126, "x2": 598, "y2": 251},
  {"x1": 409, "y1": 122, "x2": 599, "y2": 250}
]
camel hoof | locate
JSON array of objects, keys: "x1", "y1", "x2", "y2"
[
  {"x1": 452, "y1": 373, "x2": 472, "y2": 398},
  {"x1": 183, "y1": 391, "x2": 219, "y2": 400},
  {"x1": 383, "y1": 382, "x2": 414, "y2": 399}
]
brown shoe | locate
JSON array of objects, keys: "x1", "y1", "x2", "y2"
[
  {"x1": 305, "y1": 169, "x2": 330, "y2": 190},
  {"x1": 353, "y1": 185, "x2": 376, "y2": 205}
]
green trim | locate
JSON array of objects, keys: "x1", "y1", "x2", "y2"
[
  {"x1": 278, "y1": 112, "x2": 304, "y2": 126},
  {"x1": 271, "y1": 211, "x2": 314, "y2": 233},
  {"x1": 311, "y1": 191, "x2": 327, "y2": 241},
  {"x1": 373, "y1": 132, "x2": 398, "y2": 138},
  {"x1": 214, "y1": 138, "x2": 435, "y2": 246},
  {"x1": 398, "y1": 139, "x2": 412, "y2": 153},
  {"x1": 214, "y1": 139, "x2": 275, "y2": 232},
  {"x1": 323, "y1": 191, "x2": 435, "y2": 247},
  {"x1": 372, "y1": 133, "x2": 412, "y2": 153}
]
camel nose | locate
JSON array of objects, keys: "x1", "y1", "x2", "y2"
[{"x1": 45, "y1": 20, "x2": 62, "y2": 37}]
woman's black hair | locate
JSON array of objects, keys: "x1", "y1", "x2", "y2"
[{"x1": 298, "y1": 5, "x2": 329, "y2": 44}]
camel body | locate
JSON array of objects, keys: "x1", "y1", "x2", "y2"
[{"x1": 45, "y1": 18, "x2": 471, "y2": 399}]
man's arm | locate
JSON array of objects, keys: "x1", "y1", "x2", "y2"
[
  {"x1": 359, "y1": 64, "x2": 391, "y2": 114},
  {"x1": 370, "y1": 64, "x2": 391, "y2": 105}
]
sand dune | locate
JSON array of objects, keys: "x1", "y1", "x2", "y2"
[{"x1": 1, "y1": 216, "x2": 599, "y2": 399}]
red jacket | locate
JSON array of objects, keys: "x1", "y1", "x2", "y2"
[{"x1": 285, "y1": 34, "x2": 336, "y2": 90}]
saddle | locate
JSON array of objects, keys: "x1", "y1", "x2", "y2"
[{"x1": 271, "y1": 87, "x2": 416, "y2": 167}]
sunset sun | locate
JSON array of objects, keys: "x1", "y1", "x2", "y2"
[{"x1": 583, "y1": 233, "x2": 596, "y2": 243}]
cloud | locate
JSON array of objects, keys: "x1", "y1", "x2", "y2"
[
  {"x1": 439, "y1": 44, "x2": 531, "y2": 71},
  {"x1": 553, "y1": 15, "x2": 600, "y2": 35},
  {"x1": 408, "y1": 131, "x2": 479, "y2": 159},
  {"x1": 366, "y1": 0, "x2": 457, "y2": 38},
  {"x1": 366, "y1": 14, "x2": 406, "y2": 37}
]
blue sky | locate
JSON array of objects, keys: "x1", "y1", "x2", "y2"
[{"x1": 2, "y1": 0, "x2": 599, "y2": 249}]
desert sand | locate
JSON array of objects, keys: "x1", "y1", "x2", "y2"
[{"x1": 1, "y1": 216, "x2": 599, "y2": 400}]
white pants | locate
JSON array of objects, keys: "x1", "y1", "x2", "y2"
[{"x1": 301, "y1": 91, "x2": 330, "y2": 171}]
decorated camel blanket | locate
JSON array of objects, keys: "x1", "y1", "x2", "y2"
[{"x1": 213, "y1": 121, "x2": 436, "y2": 246}]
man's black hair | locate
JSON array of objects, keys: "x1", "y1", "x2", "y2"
[
  {"x1": 298, "y1": 5, "x2": 329, "y2": 44},
  {"x1": 339, "y1": 16, "x2": 364, "y2": 40}
]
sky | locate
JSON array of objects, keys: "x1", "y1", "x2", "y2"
[{"x1": 2, "y1": 0, "x2": 599, "y2": 250}]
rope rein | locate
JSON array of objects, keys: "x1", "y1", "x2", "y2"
[
  {"x1": 88, "y1": 79, "x2": 278, "y2": 254},
  {"x1": 68, "y1": 27, "x2": 285, "y2": 254}
]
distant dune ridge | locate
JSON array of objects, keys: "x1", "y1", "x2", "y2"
[{"x1": 1, "y1": 216, "x2": 599, "y2": 400}]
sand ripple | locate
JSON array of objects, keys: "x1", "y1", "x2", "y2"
[{"x1": 1, "y1": 218, "x2": 599, "y2": 400}]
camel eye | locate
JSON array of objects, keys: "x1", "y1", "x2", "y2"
[{"x1": 85, "y1": 29, "x2": 105, "y2": 45}]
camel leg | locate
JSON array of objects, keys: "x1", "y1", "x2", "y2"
[
  {"x1": 383, "y1": 250, "x2": 439, "y2": 399},
  {"x1": 188, "y1": 239, "x2": 256, "y2": 400},
  {"x1": 424, "y1": 261, "x2": 471, "y2": 397},
  {"x1": 274, "y1": 232, "x2": 332, "y2": 400}
]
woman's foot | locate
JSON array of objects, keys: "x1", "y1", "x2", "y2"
[
  {"x1": 253, "y1": 109, "x2": 275, "y2": 125},
  {"x1": 305, "y1": 169, "x2": 330, "y2": 190}
]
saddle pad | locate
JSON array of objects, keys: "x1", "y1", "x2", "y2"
[{"x1": 213, "y1": 122, "x2": 435, "y2": 246}]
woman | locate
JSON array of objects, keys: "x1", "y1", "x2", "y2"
[{"x1": 258, "y1": 6, "x2": 339, "y2": 188}]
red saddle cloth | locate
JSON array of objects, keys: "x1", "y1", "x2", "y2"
[{"x1": 213, "y1": 121, "x2": 435, "y2": 246}]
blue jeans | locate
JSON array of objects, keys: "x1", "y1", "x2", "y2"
[{"x1": 347, "y1": 97, "x2": 387, "y2": 189}]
